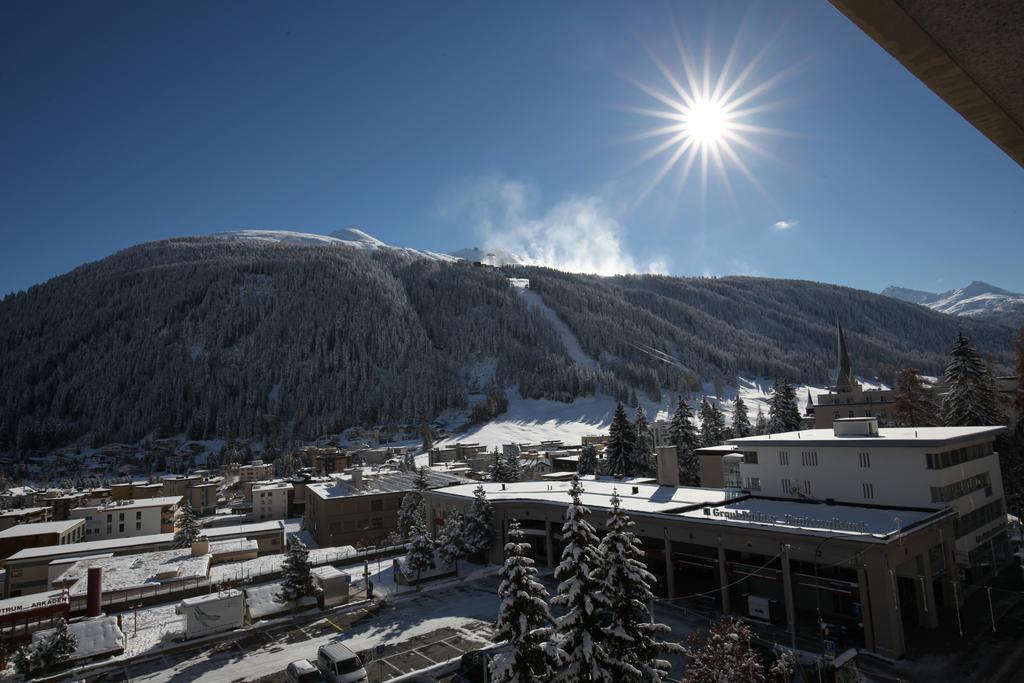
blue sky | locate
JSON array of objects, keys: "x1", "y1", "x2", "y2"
[{"x1": 2, "y1": 0, "x2": 1021, "y2": 296}]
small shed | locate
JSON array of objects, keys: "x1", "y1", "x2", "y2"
[{"x1": 176, "y1": 589, "x2": 244, "y2": 639}]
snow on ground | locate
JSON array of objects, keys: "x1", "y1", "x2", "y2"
[
  {"x1": 245, "y1": 581, "x2": 317, "y2": 619},
  {"x1": 123, "y1": 603, "x2": 184, "y2": 657},
  {"x1": 132, "y1": 574, "x2": 503, "y2": 682},
  {"x1": 433, "y1": 376, "x2": 889, "y2": 452},
  {"x1": 283, "y1": 518, "x2": 319, "y2": 548}
]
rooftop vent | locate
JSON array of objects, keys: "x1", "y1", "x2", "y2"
[{"x1": 833, "y1": 417, "x2": 879, "y2": 437}]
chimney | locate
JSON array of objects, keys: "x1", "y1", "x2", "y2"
[
  {"x1": 656, "y1": 446, "x2": 680, "y2": 487},
  {"x1": 351, "y1": 469, "x2": 363, "y2": 488},
  {"x1": 191, "y1": 535, "x2": 209, "y2": 557},
  {"x1": 87, "y1": 566, "x2": 102, "y2": 617}
]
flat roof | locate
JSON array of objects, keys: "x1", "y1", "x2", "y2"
[
  {"x1": 0, "y1": 507, "x2": 49, "y2": 517},
  {"x1": 729, "y1": 425, "x2": 1005, "y2": 448},
  {"x1": 0, "y1": 519, "x2": 84, "y2": 538},
  {"x1": 308, "y1": 469, "x2": 469, "y2": 500},
  {"x1": 56, "y1": 548, "x2": 210, "y2": 595},
  {"x1": 72, "y1": 496, "x2": 181, "y2": 512},
  {"x1": 252, "y1": 482, "x2": 293, "y2": 491},
  {"x1": 203, "y1": 520, "x2": 285, "y2": 538}
]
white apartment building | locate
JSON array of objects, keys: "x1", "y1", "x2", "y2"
[
  {"x1": 250, "y1": 482, "x2": 292, "y2": 522},
  {"x1": 238, "y1": 460, "x2": 274, "y2": 483},
  {"x1": 729, "y1": 418, "x2": 1007, "y2": 586},
  {"x1": 70, "y1": 496, "x2": 181, "y2": 540}
]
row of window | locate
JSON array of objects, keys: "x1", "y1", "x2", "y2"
[
  {"x1": 328, "y1": 517, "x2": 385, "y2": 534},
  {"x1": 955, "y1": 499, "x2": 1005, "y2": 539},
  {"x1": 800, "y1": 451, "x2": 818, "y2": 467},
  {"x1": 930, "y1": 473, "x2": 992, "y2": 503},
  {"x1": 926, "y1": 442, "x2": 994, "y2": 470},
  {"x1": 779, "y1": 478, "x2": 813, "y2": 495}
]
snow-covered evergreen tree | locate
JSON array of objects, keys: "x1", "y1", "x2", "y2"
[
  {"x1": 768, "y1": 649, "x2": 796, "y2": 683},
  {"x1": 683, "y1": 617, "x2": 764, "y2": 683},
  {"x1": 277, "y1": 537, "x2": 316, "y2": 605},
  {"x1": 732, "y1": 395, "x2": 752, "y2": 438},
  {"x1": 397, "y1": 488, "x2": 425, "y2": 539},
  {"x1": 941, "y1": 333, "x2": 1004, "y2": 426},
  {"x1": 632, "y1": 403, "x2": 655, "y2": 476},
  {"x1": 489, "y1": 449, "x2": 510, "y2": 482},
  {"x1": 754, "y1": 407, "x2": 768, "y2": 436},
  {"x1": 173, "y1": 501, "x2": 201, "y2": 549},
  {"x1": 464, "y1": 484, "x2": 495, "y2": 561},
  {"x1": 491, "y1": 519, "x2": 561, "y2": 683},
  {"x1": 577, "y1": 443, "x2": 599, "y2": 476},
  {"x1": 766, "y1": 379, "x2": 801, "y2": 434},
  {"x1": 698, "y1": 399, "x2": 727, "y2": 447},
  {"x1": 605, "y1": 402, "x2": 636, "y2": 477},
  {"x1": 669, "y1": 396, "x2": 700, "y2": 485},
  {"x1": 550, "y1": 477, "x2": 614, "y2": 683},
  {"x1": 503, "y1": 449, "x2": 523, "y2": 482},
  {"x1": 595, "y1": 492, "x2": 681, "y2": 681},
  {"x1": 47, "y1": 618, "x2": 77, "y2": 670},
  {"x1": 892, "y1": 368, "x2": 938, "y2": 427},
  {"x1": 437, "y1": 511, "x2": 469, "y2": 574},
  {"x1": 404, "y1": 523, "x2": 436, "y2": 584}
]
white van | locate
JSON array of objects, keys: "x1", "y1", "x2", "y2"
[{"x1": 316, "y1": 643, "x2": 368, "y2": 683}]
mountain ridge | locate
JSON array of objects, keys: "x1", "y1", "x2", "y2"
[{"x1": 882, "y1": 280, "x2": 1024, "y2": 321}]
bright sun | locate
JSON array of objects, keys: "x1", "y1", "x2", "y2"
[{"x1": 623, "y1": 24, "x2": 795, "y2": 204}]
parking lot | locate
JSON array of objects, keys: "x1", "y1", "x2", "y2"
[{"x1": 358, "y1": 621, "x2": 495, "y2": 682}]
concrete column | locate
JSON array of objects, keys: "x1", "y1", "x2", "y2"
[
  {"x1": 545, "y1": 520, "x2": 555, "y2": 568},
  {"x1": 664, "y1": 536, "x2": 676, "y2": 599},
  {"x1": 781, "y1": 544, "x2": 797, "y2": 649},
  {"x1": 916, "y1": 555, "x2": 939, "y2": 629},
  {"x1": 940, "y1": 527, "x2": 960, "y2": 609},
  {"x1": 717, "y1": 544, "x2": 730, "y2": 612},
  {"x1": 856, "y1": 558, "x2": 876, "y2": 653},
  {"x1": 863, "y1": 556, "x2": 906, "y2": 659}
]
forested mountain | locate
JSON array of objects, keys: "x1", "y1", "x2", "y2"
[{"x1": 0, "y1": 237, "x2": 1014, "y2": 453}]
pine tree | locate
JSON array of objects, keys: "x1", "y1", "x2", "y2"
[
  {"x1": 550, "y1": 477, "x2": 614, "y2": 683},
  {"x1": 669, "y1": 397, "x2": 700, "y2": 486},
  {"x1": 632, "y1": 404, "x2": 655, "y2": 476},
  {"x1": 766, "y1": 379, "x2": 801, "y2": 434},
  {"x1": 277, "y1": 537, "x2": 316, "y2": 605},
  {"x1": 489, "y1": 449, "x2": 510, "y2": 482},
  {"x1": 173, "y1": 501, "x2": 201, "y2": 548},
  {"x1": 941, "y1": 333, "x2": 1004, "y2": 426},
  {"x1": 732, "y1": 395, "x2": 752, "y2": 438},
  {"x1": 754, "y1": 407, "x2": 768, "y2": 436},
  {"x1": 415, "y1": 466, "x2": 430, "y2": 491},
  {"x1": 464, "y1": 484, "x2": 495, "y2": 562},
  {"x1": 606, "y1": 402, "x2": 636, "y2": 477},
  {"x1": 768, "y1": 649, "x2": 796, "y2": 683},
  {"x1": 397, "y1": 488, "x2": 425, "y2": 539},
  {"x1": 503, "y1": 449, "x2": 523, "y2": 482},
  {"x1": 577, "y1": 443, "x2": 599, "y2": 476},
  {"x1": 595, "y1": 492, "x2": 681, "y2": 681},
  {"x1": 491, "y1": 520, "x2": 561, "y2": 683},
  {"x1": 892, "y1": 368, "x2": 938, "y2": 427},
  {"x1": 698, "y1": 399, "x2": 727, "y2": 447},
  {"x1": 437, "y1": 511, "x2": 469, "y2": 574},
  {"x1": 47, "y1": 618, "x2": 77, "y2": 670},
  {"x1": 404, "y1": 523, "x2": 436, "y2": 585},
  {"x1": 683, "y1": 618, "x2": 764, "y2": 683}
]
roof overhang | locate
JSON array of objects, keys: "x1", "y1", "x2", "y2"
[{"x1": 829, "y1": 0, "x2": 1024, "y2": 168}]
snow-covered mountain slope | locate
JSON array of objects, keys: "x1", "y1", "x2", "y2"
[
  {"x1": 447, "y1": 246, "x2": 532, "y2": 266},
  {"x1": 882, "y1": 281, "x2": 1024, "y2": 319},
  {"x1": 215, "y1": 228, "x2": 458, "y2": 262}
]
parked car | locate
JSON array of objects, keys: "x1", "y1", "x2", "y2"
[
  {"x1": 285, "y1": 659, "x2": 325, "y2": 683},
  {"x1": 317, "y1": 643, "x2": 368, "y2": 683}
]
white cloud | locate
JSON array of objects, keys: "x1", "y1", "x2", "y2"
[
  {"x1": 772, "y1": 219, "x2": 798, "y2": 230},
  {"x1": 441, "y1": 175, "x2": 663, "y2": 276}
]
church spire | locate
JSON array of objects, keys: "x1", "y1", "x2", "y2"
[{"x1": 836, "y1": 321, "x2": 855, "y2": 392}]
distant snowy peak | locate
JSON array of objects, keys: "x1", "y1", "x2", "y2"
[
  {"x1": 214, "y1": 229, "x2": 457, "y2": 262},
  {"x1": 447, "y1": 246, "x2": 533, "y2": 267},
  {"x1": 882, "y1": 281, "x2": 1024, "y2": 318}
]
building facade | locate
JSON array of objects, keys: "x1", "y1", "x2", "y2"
[
  {"x1": 729, "y1": 418, "x2": 1008, "y2": 588},
  {"x1": 250, "y1": 482, "x2": 292, "y2": 522},
  {"x1": 0, "y1": 520, "x2": 86, "y2": 561},
  {"x1": 69, "y1": 496, "x2": 181, "y2": 540}
]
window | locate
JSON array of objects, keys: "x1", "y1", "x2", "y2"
[
  {"x1": 801, "y1": 451, "x2": 818, "y2": 467},
  {"x1": 926, "y1": 442, "x2": 995, "y2": 469},
  {"x1": 930, "y1": 473, "x2": 992, "y2": 503},
  {"x1": 136, "y1": 511, "x2": 142, "y2": 519},
  {"x1": 955, "y1": 499, "x2": 1005, "y2": 538},
  {"x1": 803, "y1": 480, "x2": 812, "y2": 495},
  {"x1": 119, "y1": 513, "x2": 124, "y2": 521},
  {"x1": 779, "y1": 451, "x2": 789, "y2": 466},
  {"x1": 742, "y1": 451, "x2": 758, "y2": 464},
  {"x1": 118, "y1": 524, "x2": 124, "y2": 532},
  {"x1": 136, "y1": 522, "x2": 142, "y2": 530},
  {"x1": 862, "y1": 483, "x2": 874, "y2": 499},
  {"x1": 371, "y1": 517, "x2": 383, "y2": 529},
  {"x1": 371, "y1": 499, "x2": 383, "y2": 512},
  {"x1": 745, "y1": 477, "x2": 761, "y2": 491},
  {"x1": 782, "y1": 478, "x2": 792, "y2": 494},
  {"x1": 859, "y1": 452, "x2": 871, "y2": 468},
  {"x1": 834, "y1": 411, "x2": 840, "y2": 419}
]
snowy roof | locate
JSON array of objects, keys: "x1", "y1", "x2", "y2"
[
  {"x1": 33, "y1": 615, "x2": 124, "y2": 660},
  {"x1": 73, "y1": 496, "x2": 181, "y2": 512},
  {"x1": 203, "y1": 520, "x2": 285, "y2": 538},
  {"x1": 0, "y1": 506, "x2": 50, "y2": 517},
  {"x1": 252, "y1": 481, "x2": 293, "y2": 492},
  {"x1": 677, "y1": 498, "x2": 943, "y2": 538},
  {"x1": 429, "y1": 480, "x2": 728, "y2": 514},
  {"x1": 178, "y1": 589, "x2": 242, "y2": 607},
  {"x1": 308, "y1": 469, "x2": 470, "y2": 500},
  {"x1": 56, "y1": 548, "x2": 211, "y2": 595},
  {"x1": 0, "y1": 519, "x2": 83, "y2": 538},
  {"x1": 729, "y1": 425, "x2": 1005, "y2": 447},
  {"x1": 209, "y1": 544, "x2": 357, "y2": 583},
  {"x1": 209, "y1": 539, "x2": 258, "y2": 555}
]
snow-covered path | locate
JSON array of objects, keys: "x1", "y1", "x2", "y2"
[{"x1": 517, "y1": 288, "x2": 599, "y2": 370}]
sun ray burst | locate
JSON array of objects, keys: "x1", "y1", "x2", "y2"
[{"x1": 625, "y1": 25, "x2": 795, "y2": 207}]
